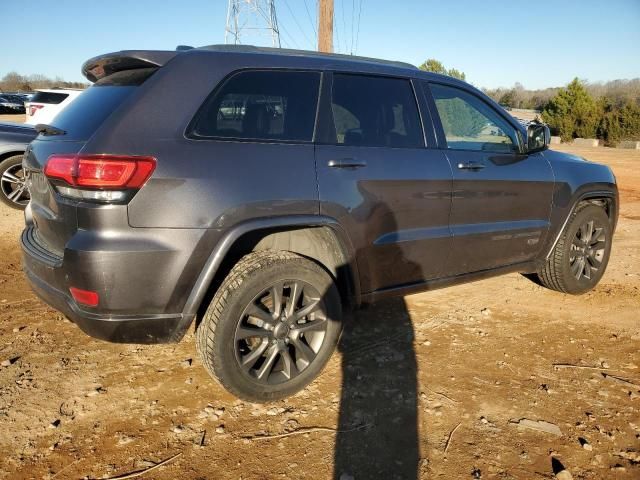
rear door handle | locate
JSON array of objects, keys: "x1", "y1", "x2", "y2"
[
  {"x1": 457, "y1": 161, "x2": 486, "y2": 170},
  {"x1": 328, "y1": 158, "x2": 367, "y2": 169}
]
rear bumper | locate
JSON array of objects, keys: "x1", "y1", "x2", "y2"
[{"x1": 21, "y1": 227, "x2": 195, "y2": 344}]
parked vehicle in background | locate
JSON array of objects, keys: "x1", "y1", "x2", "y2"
[
  {"x1": 17, "y1": 93, "x2": 35, "y2": 103},
  {"x1": 24, "y1": 89, "x2": 82, "y2": 125},
  {"x1": 20, "y1": 45, "x2": 618, "y2": 402},
  {"x1": 0, "y1": 122, "x2": 37, "y2": 209},
  {"x1": 0, "y1": 94, "x2": 26, "y2": 114}
]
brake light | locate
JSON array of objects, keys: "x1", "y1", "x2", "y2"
[
  {"x1": 27, "y1": 104, "x2": 43, "y2": 116},
  {"x1": 69, "y1": 287, "x2": 99, "y2": 307},
  {"x1": 45, "y1": 155, "x2": 156, "y2": 189}
]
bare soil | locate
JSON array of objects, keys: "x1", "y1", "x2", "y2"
[
  {"x1": 0, "y1": 145, "x2": 639, "y2": 479},
  {"x1": 0, "y1": 114, "x2": 26, "y2": 124}
]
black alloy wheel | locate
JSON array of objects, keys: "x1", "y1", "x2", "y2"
[
  {"x1": 569, "y1": 219, "x2": 607, "y2": 281},
  {"x1": 234, "y1": 280, "x2": 329, "y2": 384}
]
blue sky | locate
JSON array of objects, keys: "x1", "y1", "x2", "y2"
[{"x1": 2, "y1": 0, "x2": 639, "y2": 89}]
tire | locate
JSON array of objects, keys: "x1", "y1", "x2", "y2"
[
  {"x1": 0, "y1": 154, "x2": 29, "y2": 210},
  {"x1": 535, "y1": 204, "x2": 612, "y2": 294},
  {"x1": 196, "y1": 251, "x2": 342, "y2": 402}
]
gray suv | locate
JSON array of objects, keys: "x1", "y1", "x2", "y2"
[{"x1": 21, "y1": 46, "x2": 618, "y2": 401}]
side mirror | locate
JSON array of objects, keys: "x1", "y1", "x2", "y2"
[{"x1": 527, "y1": 123, "x2": 550, "y2": 153}]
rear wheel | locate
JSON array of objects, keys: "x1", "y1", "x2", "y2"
[
  {"x1": 0, "y1": 155, "x2": 29, "y2": 210},
  {"x1": 196, "y1": 251, "x2": 342, "y2": 402},
  {"x1": 534, "y1": 204, "x2": 612, "y2": 294}
]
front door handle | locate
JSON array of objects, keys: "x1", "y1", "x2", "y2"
[
  {"x1": 328, "y1": 158, "x2": 367, "y2": 169},
  {"x1": 457, "y1": 161, "x2": 486, "y2": 170}
]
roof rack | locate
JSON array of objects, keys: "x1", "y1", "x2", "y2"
[{"x1": 196, "y1": 44, "x2": 418, "y2": 71}]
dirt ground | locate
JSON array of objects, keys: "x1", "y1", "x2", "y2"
[
  {"x1": 0, "y1": 145, "x2": 638, "y2": 480},
  {"x1": 0, "y1": 114, "x2": 26, "y2": 124}
]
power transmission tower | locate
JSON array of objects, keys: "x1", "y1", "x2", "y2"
[{"x1": 225, "y1": 0, "x2": 281, "y2": 48}]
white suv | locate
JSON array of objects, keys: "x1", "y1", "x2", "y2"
[{"x1": 25, "y1": 89, "x2": 83, "y2": 125}]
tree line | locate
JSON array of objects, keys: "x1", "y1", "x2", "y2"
[
  {"x1": 0, "y1": 72, "x2": 88, "y2": 92},
  {"x1": 420, "y1": 60, "x2": 639, "y2": 146},
  {"x1": 540, "y1": 78, "x2": 640, "y2": 145},
  {"x1": 483, "y1": 78, "x2": 640, "y2": 112}
]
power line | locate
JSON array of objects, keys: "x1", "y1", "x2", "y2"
[
  {"x1": 354, "y1": 0, "x2": 363, "y2": 54},
  {"x1": 350, "y1": 0, "x2": 355, "y2": 54},
  {"x1": 334, "y1": 2, "x2": 341, "y2": 53},
  {"x1": 282, "y1": 0, "x2": 315, "y2": 49},
  {"x1": 340, "y1": 0, "x2": 348, "y2": 54},
  {"x1": 279, "y1": 20, "x2": 301, "y2": 49},
  {"x1": 303, "y1": 0, "x2": 317, "y2": 36}
]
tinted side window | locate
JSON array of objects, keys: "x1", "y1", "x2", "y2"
[
  {"x1": 331, "y1": 74, "x2": 423, "y2": 148},
  {"x1": 192, "y1": 70, "x2": 320, "y2": 142},
  {"x1": 429, "y1": 83, "x2": 518, "y2": 153},
  {"x1": 31, "y1": 92, "x2": 69, "y2": 104}
]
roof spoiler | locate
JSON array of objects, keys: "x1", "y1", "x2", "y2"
[{"x1": 81, "y1": 50, "x2": 178, "y2": 83}]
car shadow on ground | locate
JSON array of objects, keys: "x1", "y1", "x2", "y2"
[
  {"x1": 330, "y1": 194, "x2": 423, "y2": 479},
  {"x1": 333, "y1": 297, "x2": 420, "y2": 479}
]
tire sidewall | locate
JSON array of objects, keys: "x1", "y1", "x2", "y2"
[{"x1": 209, "y1": 256, "x2": 341, "y2": 401}]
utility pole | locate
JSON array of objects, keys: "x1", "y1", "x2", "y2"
[
  {"x1": 318, "y1": 0, "x2": 334, "y2": 53},
  {"x1": 225, "y1": 0, "x2": 281, "y2": 48}
]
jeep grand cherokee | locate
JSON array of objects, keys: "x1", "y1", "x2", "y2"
[{"x1": 21, "y1": 45, "x2": 618, "y2": 401}]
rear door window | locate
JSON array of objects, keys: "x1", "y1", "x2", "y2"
[
  {"x1": 30, "y1": 91, "x2": 69, "y2": 104},
  {"x1": 331, "y1": 74, "x2": 424, "y2": 148},
  {"x1": 191, "y1": 70, "x2": 321, "y2": 142}
]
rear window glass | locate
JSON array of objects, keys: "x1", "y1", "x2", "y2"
[
  {"x1": 30, "y1": 91, "x2": 68, "y2": 104},
  {"x1": 44, "y1": 86, "x2": 136, "y2": 140},
  {"x1": 191, "y1": 70, "x2": 321, "y2": 142}
]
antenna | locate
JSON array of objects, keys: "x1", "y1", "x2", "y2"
[{"x1": 225, "y1": 0, "x2": 281, "y2": 48}]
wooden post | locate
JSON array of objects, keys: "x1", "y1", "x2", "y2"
[{"x1": 318, "y1": 0, "x2": 334, "y2": 53}]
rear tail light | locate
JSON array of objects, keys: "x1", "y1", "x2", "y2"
[
  {"x1": 27, "y1": 104, "x2": 43, "y2": 116},
  {"x1": 69, "y1": 287, "x2": 99, "y2": 307},
  {"x1": 44, "y1": 154, "x2": 156, "y2": 203}
]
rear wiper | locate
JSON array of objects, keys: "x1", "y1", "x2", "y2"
[{"x1": 35, "y1": 124, "x2": 66, "y2": 136}]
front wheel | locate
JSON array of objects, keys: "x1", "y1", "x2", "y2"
[
  {"x1": 196, "y1": 251, "x2": 342, "y2": 402},
  {"x1": 535, "y1": 204, "x2": 612, "y2": 294}
]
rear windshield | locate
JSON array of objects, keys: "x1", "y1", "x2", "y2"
[
  {"x1": 31, "y1": 91, "x2": 69, "y2": 104},
  {"x1": 45, "y1": 86, "x2": 135, "y2": 140},
  {"x1": 44, "y1": 69, "x2": 155, "y2": 141}
]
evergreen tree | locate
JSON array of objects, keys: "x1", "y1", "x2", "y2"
[
  {"x1": 419, "y1": 59, "x2": 466, "y2": 81},
  {"x1": 542, "y1": 78, "x2": 601, "y2": 142}
]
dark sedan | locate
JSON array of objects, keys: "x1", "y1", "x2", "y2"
[
  {"x1": 0, "y1": 94, "x2": 27, "y2": 114},
  {"x1": 0, "y1": 122, "x2": 37, "y2": 209}
]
